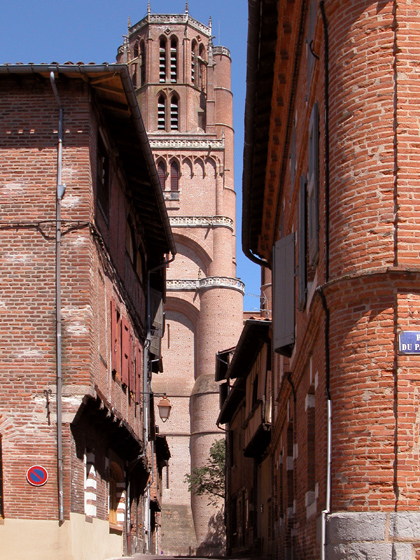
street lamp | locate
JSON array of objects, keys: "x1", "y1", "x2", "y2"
[{"x1": 156, "y1": 394, "x2": 171, "y2": 422}]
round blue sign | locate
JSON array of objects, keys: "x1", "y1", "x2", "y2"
[{"x1": 26, "y1": 465, "x2": 48, "y2": 487}]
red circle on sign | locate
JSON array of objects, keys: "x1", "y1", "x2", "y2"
[{"x1": 26, "y1": 465, "x2": 48, "y2": 487}]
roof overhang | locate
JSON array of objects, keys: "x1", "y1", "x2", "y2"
[{"x1": 242, "y1": 0, "x2": 278, "y2": 267}]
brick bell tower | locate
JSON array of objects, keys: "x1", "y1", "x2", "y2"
[{"x1": 117, "y1": 2, "x2": 244, "y2": 555}]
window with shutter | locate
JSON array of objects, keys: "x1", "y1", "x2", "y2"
[
  {"x1": 170, "y1": 38, "x2": 177, "y2": 83},
  {"x1": 308, "y1": 102, "x2": 319, "y2": 266},
  {"x1": 157, "y1": 95, "x2": 166, "y2": 130},
  {"x1": 170, "y1": 96, "x2": 179, "y2": 130},
  {"x1": 191, "y1": 40, "x2": 197, "y2": 85},
  {"x1": 273, "y1": 233, "x2": 295, "y2": 356},
  {"x1": 298, "y1": 176, "x2": 307, "y2": 311},
  {"x1": 159, "y1": 38, "x2": 167, "y2": 83}
]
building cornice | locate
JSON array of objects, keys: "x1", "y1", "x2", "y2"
[
  {"x1": 149, "y1": 138, "x2": 224, "y2": 151},
  {"x1": 167, "y1": 277, "x2": 245, "y2": 294},
  {"x1": 169, "y1": 216, "x2": 234, "y2": 231},
  {"x1": 129, "y1": 14, "x2": 211, "y2": 38}
]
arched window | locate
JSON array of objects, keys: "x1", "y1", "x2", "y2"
[
  {"x1": 158, "y1": 95, "x2": 166, "y2": 130},
  {"x1": 140, "y1": 41, "x2": 146, "y2": 86},
  {"x1": 158, "y1": 161, "x2": 166, "y2": 191},
  {"x1": 133, "y1": 43, "x2": 139, "y2": 59},
  {"x1": 199, "y1": 44, "x2": 206, "y2": 90},
  {"x1": 170, "y1": 161, "x2": 179, "y2": 192},
  {"x1": 159, "y1": 38, "x2": 167, "y2": 83},
  {"x1": 191, "y1": 40, "x2": 198, "y2": 85},
  {"x1": 170, "y1": 38, "x2": 178, "y2": 83},
  {"x1": 170, "y1": 95, "x2": 179, "y2": 130}
]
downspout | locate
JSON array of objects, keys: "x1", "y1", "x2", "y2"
[
  {"x1": 50, "y1": 71, "x2": 66, "y2": 526},
  {"x1": 319, "y1": 4, "x2": 332, "y2": 559},
  {"x1": 143, "y1": 255, "x2": 175, "y2": 552}
]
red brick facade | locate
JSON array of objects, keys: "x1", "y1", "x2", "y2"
[
  {"x1": 0, "y1": 65, "x2": 174, "y2": 559},
  {"x1": 118, "y1": 6, "x2": 244, "y2": 555},
  {"x1": 235, "y1": 1, "x2": 420, "y2": 559}
]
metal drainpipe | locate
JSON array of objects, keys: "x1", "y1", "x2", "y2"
[
  {"x1": 143, "y1": 255, "x2": 175, "y2": 552},
  {"x1": 319, "y1": 3, "x2": 332, "y2": 559},
  {"x1": 50, "y1": 71, "x2": 66, "y2": 525}
]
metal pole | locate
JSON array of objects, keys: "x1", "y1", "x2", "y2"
[{"x1": 50, "y1": 71, "x2": 65, "y2": 525}]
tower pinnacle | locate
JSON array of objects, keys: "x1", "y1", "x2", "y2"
[
  {"x1": 185, "y1": 1, "x2": 189, "y2": 14},
  {"x1": 147, "y1": 1, "x2": 151, "y2": 16}
]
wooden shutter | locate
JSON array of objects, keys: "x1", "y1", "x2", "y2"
[
  {"x1": 110, "y1": 300, "x2": 121, "y2": 376},
  {"x1": 135, "y1": 341, "x2": 142, "y2": 404},
  {"x1": 298, "y1": 176, "x2": 307, "y2": 311},
  {"x1": 308, "y1": 102, "x2": 319, "y2": 265},
  {"x1": 273, "y1": 233, "x2": 295, "y2": 356},
  {"x1": 121, "y1": 316, "x2": 129, "y2": 387},
  {"x1": 129, "y1": 330, "x2": 135, "y2": 392}
]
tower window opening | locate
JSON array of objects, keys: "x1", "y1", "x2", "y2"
[
  {"x1": 158, "y1": 161, "x2": 166, "y2": 191},
  {"x1": 199, "y1": 44, "x2": 206, "y2": 90},
  {"x1": 170, "y1": 96, "x2": 179, "y2": 130},
  {"x1": 159, "y1": 38, "x2": 167, "y2": 83},
  {"x1": 170, "y1": 38, "x2": 178, "y2": 83},
  {"x1": 158, "y1": 95, "x2": 166, "y2": 130},
  {"x1": 133, "y1": 43, "x2": 139, "y2": 59},
  {"x1": 191, "y1": 41, "x2": 198, "y2": 85},
  {"x1": 170, "y1": 161, "x2": 179, "y2": 192},
  {"x1": 140, "y1": 41, "x2": 146, "y2": 86}
]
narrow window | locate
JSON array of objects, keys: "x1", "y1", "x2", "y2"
[
  {"x1": 308, "y1": 102, "x2": 319, "y2": 265},
  {"x1": 170, "y1": 96, "x2": 179, "y2": 130},
  {"x1": 111, "y1": 301, "x2": 121, "y2": 378},
  {"x1": 140, "y1": 41, "x2": 146, "y2": 86},
  {"x1": 170, "y1": 38, "x2": 177, "y2": 83},
  {"x1": 290, "y1": 122, "x2": 296, "y2": 193},
  {"x1": 287, "y1": 422, "x2": 294, "y2": 510},
  {"x1": 158, "y1": 161, "x2": 166, "y2": 190},
  {"x1": 170, "y1": 161, "x2": 179, "y2": 192},
  {"x1": 158, "y1": 95, "x2": 166, "y2": 130},
  {"x1": 133, "y1": 43, "x2": 139, "y2": 59},
  {"x1": 307, "y1": 0, "x2": 318, "y2": 84},
  {"x1": 121, "y1": 316, "x2": 130, "y2": 387},
  {"x1": 166, "y1": 465, "x2": 170, "y2": 489},
  {"x1": 97, "y1": 135, "x2": 109, "y2": 219},
  {"x1": 199, "y1": 44, "x2": 206, "y2": 90},
  {"x1": 191, "y1": 41, "x2": 197, "y2": 85},
  {"x1": 125, "y1": 220, "x2": 134, "y2": 263},
  {"x1": 159, "y1": 38, "x2": 167, "y2": 82},
  {"x1": 306, "y1": 389, "x2": 316, "y2": 497},
  {"x1": 273, "y1": 233, "x2": 295, "y2": 356},
  {"x1": 298, "y1": 175, "x2": 307, "y2": 311}
]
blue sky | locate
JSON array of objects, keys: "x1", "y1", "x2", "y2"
[{"x1": 0, "y1": 0, "x2": 261, "y2": 312}]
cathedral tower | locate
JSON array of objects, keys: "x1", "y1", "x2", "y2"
[{"x1": 118, "y1": 4, "x2": 244, "y2": 555}]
